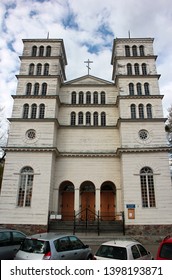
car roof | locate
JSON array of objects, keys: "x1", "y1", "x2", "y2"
[
  {"x1": 100, "y1": 239, "x2": 140, "y2": 248},
  {"x1": 0, "y1": 228, "x2": 25, "y2": 234},
  {"x1": 162, "y1": 235, "x2": 172, "y2": 243},
  {"x1": 26, "y1": 232, "x2": 74, "y2": 241}
]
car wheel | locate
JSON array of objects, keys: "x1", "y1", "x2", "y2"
[{"x1": 87, "y1": 255, "x2": 93, "y2": 260}]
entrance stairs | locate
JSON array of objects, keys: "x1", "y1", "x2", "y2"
[{"x1": 48, "y1": 220, "x2": 124, "y2": 235}]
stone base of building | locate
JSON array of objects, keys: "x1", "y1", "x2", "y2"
[
  {"x1": 0, "y1": 224, "x2": 48, "y2": 235},
  {"x1": 1, "y1": 223, "x2": 171, "y2": 237},
  {"x1": 125, "y1": 224, "x2": 172, "y2": 236}
]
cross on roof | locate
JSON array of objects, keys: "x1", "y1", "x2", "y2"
[{"x1": 84, "y1": 59, "x2": 93, "y2": 75}]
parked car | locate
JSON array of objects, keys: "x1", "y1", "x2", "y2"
[
  {"x1": 94, "y1": 239, "x2": 153, "y2": 260},
  {"x1": 14, "y1": 232, "x2": 93, "y2": 260},
  {"x1": 0, "y1": 228, "x2": 26, "y2": 260},
  {"x1": 156, "y1": 235, "x2": 172, "y2": 260}
]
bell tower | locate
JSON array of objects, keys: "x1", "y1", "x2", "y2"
[{"x1": 1, "y1": 39, "x2": 67, "y2": 227}]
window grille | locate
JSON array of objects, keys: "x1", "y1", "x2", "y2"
[
  {"x1": 140, "y1": 167, "x2": 156, "y2": 208},
  {"x1": 17, "y1": 167, "x2": 34, "y2": 207}
]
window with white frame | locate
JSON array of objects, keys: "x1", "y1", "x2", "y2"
[
  {"x1": 78, "y1": 112, "x2": 83, "y2": 125},
  {"x1": 140, "y1": 167, "x2": 156, "y2": 208},
  {"x1": 17, "y1": 167, "x2": 34, "y2": 207},
  {"x1": 31, "y1": 104, "x2": 37, "y2": 119},
  {"x1": 71, "y1": 112, "x2": 76, "y2": 126}
]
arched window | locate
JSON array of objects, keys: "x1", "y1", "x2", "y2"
[
  {"x1": 32, "y1": 46, "x2": 37, "y2": 56},
  {"x1": 140, "y1": 167, "x2": 155, "y2": 208},
  {"x1": 31, "y1": 104, "x2": 37, "y2": 119},
  {"x1": 146, "y1": 104, "x2": 152, "y2": 118},
  {"x1": 71, "y1": 112, "x2": 76, "y2": 126},
  {"x1": 139, "y1": 104, "x2": 144, "y2": 119},
  {"x1": 93, "y1": 112, "x2": 98, "y2": 126},
  {"x1": 86, "y1": 112, "x2": 91, "y2": 125},
  {"x1": 78, "y1": 112, "x2": 83, "y2": 125},
  {"x1": 44, "y1": 63, "x2": 49, "y2": 75},
  {"x1": 46, "y1": 46, "x2": 51, "y2": 57},
  {"x1": 34, "y1": 83, "x2": 39, "y2": 95},
  {"x1": 41, "y1": 83, "x2": 47, "y2": 95},
  {"x1": 142, "y1": 63, "x2": 147, "y2": 75},
  {"x1": 17, "y1": 166, "x2": 34, "y2": 207},
  {"x1": 93, "y1": 91, "x2": 98, "y2": 104},
  {"x1": 144, "y1": 83, "x2": 150, "y2": 95},
  {"x1": 29, "y1": 63, "x2": 34, "y2": 75},
  {"x1": 23, "y1": 104, "x2": 29, "y2": 119},
  {"x1": 39, "y1": 104, "x2": 45, "y2": 119},
  {"x1": 86, "y1": 91, "x2": 91, "y2": 104},
  {"x1": 139, "y1": 45, "x2": 145, "y2": 56},
  {"x1": 26, "y1": 83, "x2": 32, "y2": 95},
  {"x1": 36, "y1": 63, "x2": 42, "y2": 75},
  {"x1": 79, "y1": 91, "x2": 84, "y2": 104},
  {"x1": 125, "y1": 45, "x2": 130, "y2": 56},
  {"x1": 134, "y1": 63, "x2": 140, "y2": 75},
  {"x1": 71, "y1": 92, "x2": 76, "y2": 104},
  {"x1": 101, "y1": 112, "x2": 106, "y2": 126},
  {"x1": 132, "y1": 45, "x2": 137, "y2": 56},
  {"x1": 131, "y1": 104, "x2": 136, "y2": 119},
  {"x1": 136, "y1": 83, "x2": 142, "y2": 95},
  {"x1": 100, "y1": 92, "x2": 105, "y2": 104},
  {"x1": 39, "y1": 46, "x2": 44, "y2": 56},
  {"x1": 129, "y1": 83, "x2": 134, "y2": 95},
  {"x1": 127, "y1": 63, "x2": 132, "y2": 75}
]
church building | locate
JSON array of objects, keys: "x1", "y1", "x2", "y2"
[{"x1": 0, "y1": 37, "x2": 172, "y2": 235}]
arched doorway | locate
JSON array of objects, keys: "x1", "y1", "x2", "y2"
[
  {"x1": 100, "y1": 181, "x2": 116, "y2": 221},
  {"x1": 59, "y1": 181, "x2": 74, "y2": 221},
  {"x1": 80, "y1": 181, "x2": 95, "y2": 221}
]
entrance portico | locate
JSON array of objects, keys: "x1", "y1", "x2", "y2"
[{"x1": 57, "y1": 180, "x2": 118, "y2": 221}]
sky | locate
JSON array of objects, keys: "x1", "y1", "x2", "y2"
[{"x1": 0, "y1": 0, "x2": 172, "y2": 121}]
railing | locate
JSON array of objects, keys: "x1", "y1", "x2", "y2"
[
  {"x1": 73, "y1": 208, "x2": 100, "y2": 235},
  {"x1": 48, "y1": 210, "x2": 125, "y2": 235}
]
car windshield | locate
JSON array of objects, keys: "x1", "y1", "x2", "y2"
[
  {"x1": 20, "y1": 238, "x2": 50, "y2": 254},
  {"x1": 160, "y1": 243, "x2": 172, "y2": 259},
  {"x1": 96, "y1": 245, "x2": 127, "y2": 260}
]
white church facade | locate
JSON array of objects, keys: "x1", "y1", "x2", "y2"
[{"x1": 0, "y1": 37, "x2": 172, "y2": 235}]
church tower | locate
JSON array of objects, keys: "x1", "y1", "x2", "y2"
[
  {"x1": 111, "y1": 38, "x2": 172, "y2": 233},
  {"x1": 0, "y1": 39, "x2": 67, "y2": 229}
]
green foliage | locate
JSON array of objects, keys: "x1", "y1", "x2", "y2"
[{"x1": 0, "y1": 161, "x2": 4, "y2": 189}]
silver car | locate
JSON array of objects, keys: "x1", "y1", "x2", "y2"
[
  {"x1": 0, "y1": 228, "x2": 26, "y2": 260},
  {"x1": 14, "y1": 232, "x2": 93, "y2": 260},
  {"x1": 94, "y1": 239, "x2": 154, "y2": 260}
]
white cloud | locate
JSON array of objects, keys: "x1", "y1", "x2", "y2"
[{"x1": 0, "y1": 0, "x2": 172, "y2": 119}]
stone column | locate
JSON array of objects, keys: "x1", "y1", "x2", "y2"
[
  {"x1": 95, "y1": 187, "x2": 100, "y2": 217},
  {"x1": 116, "y1": 188, "x2": 122, "y2": 218},
  {"x1": 74, "y1": 186, "x2": 80, "y2": 215},
  {"x1": 52, "y1": 188, "x2": 59, "y2": 213}
]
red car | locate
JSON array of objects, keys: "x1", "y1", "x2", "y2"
[{"x1": 156, "y1": 235, "x2": 172, "y2": 260}]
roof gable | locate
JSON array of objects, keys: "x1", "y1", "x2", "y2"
[{"x1": 64, "y1": 75, "x2": 113, "y2": 86}]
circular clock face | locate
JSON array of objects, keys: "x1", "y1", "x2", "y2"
[
  {"x1": 26, "y1": 129, "x2": 36, "y2": 140},
  {"x1": 138, "y1": 129, "x2": 149, "y2": 140}
]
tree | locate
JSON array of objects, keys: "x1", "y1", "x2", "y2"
[
  {"x1": 0, "y1": 106, "x2": 9, "y2": 148},
  {"x1": 165, "y1": 105, "x2": 172, "y2": 144}
]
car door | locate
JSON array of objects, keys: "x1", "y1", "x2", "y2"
[
  {"x1": 54, "y1": 237, "x2": 74, "y2": 260},
  {"x1": 11, "y1": 231, "x2": 26, "y2": 258},
  {"x1": 137, "y1": 244, "x2": 152, "y2": 260},
  {"x1": 68, "y1": 236, "x2": 87, "y2": 260},
  {"x1": 131, "y1": 245, "x2": 142, "y2": 260},
  {"x1": 0, "y1": 231, "x2": 12, "y2": 260}
]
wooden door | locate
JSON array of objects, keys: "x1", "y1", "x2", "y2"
[
  {"x1": 81, "y1": 192, "x2": 95, "y2": 221},
  {"x1": 101, "y1": 191, "x2": 115, "y2": 220},
  {"x1": 61, "y1": 192, "x2": 74, "y2": 221}
]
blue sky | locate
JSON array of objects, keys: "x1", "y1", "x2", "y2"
[{"x1": 0, "y1": 0, "x2": 172, "y2": 119}]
